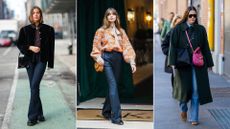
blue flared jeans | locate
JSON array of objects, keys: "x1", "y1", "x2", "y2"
[
  {"x1": 101, "y1": 51, "x2": 122, "y2": 123},
  {"x1": 179, "y1": 67, "x2": 199, "y2": 122}
]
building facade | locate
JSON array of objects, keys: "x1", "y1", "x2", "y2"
[
  {"x1": 224, "y1": 0, "x2": 230, "y2": 77},
  {"x1": 0, "y1": 0, "x2": 11, "y2": 19}
]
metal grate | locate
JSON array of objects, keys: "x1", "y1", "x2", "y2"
[{"x1": 209, "y1": 109, "x2": 230, "y2": 129}]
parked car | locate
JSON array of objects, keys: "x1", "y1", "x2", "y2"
[
  {"x1": 55, "y1": 31, "x2": 63, "y2": 39},
  {"x1": 0, "y1": 30, "x2": 18, "y2": 45},
  {"x1": 0, "y1": 37, "x2": 12, "y2": 47}
]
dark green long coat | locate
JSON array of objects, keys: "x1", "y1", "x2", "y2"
[{"x1": 168, "y1": 22, "x2": 214, "y2": 105}]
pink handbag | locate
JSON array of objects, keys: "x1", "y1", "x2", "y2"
[{"x1": 185, "y1": 31, "x2": 204, "y2": 67}]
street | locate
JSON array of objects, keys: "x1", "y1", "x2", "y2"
[
  {"x1": 0, "y1": 39, "x2": 76, "y2": 129},
  {"x1": 154, "y1": 33, "x2": 230, "y2": 129},
  {"x1": 0, "y1": 46, "x2": 18, "y2": 128}
]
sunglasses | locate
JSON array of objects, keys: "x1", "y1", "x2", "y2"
[{"x1": 188, "y1": 14, "x2": 197, "y2": 18}]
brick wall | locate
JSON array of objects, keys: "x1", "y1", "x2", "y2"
[
  {"x1": 224, "y1": 0, "x2": 230, "y2": 77},
  {"x1": 199, "y1": 0, "x2": 209, "y2": 29},
  {"x1": 158, "y1": 0, "x2": 187, "y2": 21}
]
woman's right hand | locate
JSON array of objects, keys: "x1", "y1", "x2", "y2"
[
  {"x1": 29, "y1": 46, "x2": 40, "y2": 53},
  {"x1": 130, "y1": 64, "x2": 136, "y2": 73},
  {"x1": 96, "y1": 57, "x2": 104, "y2": 65},
  {"x1": 171, "y1": 65, "x2": 176, "y2": 77}
]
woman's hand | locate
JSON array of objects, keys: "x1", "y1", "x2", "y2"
[
  {"x1": 29, "y1": 46, "x2": 40, "y2": 53},
  {"x1": 208, "y1": 67, "x2": 212, "y2": 71},
  {"x1": 130, "y1": 64, "x2": 136, "y2": 73},
  {"x1": 96, "y1": 57, "x2": 104, "y2": 65},
  {"x1": 130, "y1": 60, "x2": 136, "y2": 73},
  {"x1": 171, "y1": 65, "x2": 176, "y2": 77}
]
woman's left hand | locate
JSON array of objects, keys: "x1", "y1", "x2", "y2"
[
  {"x1": 208, "y1": 67, "x2": 212, "y2": 71},
  {"x1": 130, "y1": 64, "x2": 136, "y2": 73}
]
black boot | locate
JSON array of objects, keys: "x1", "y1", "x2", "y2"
[{"x1": 27, "y1": 120, "x2": 37, "y2": 126}]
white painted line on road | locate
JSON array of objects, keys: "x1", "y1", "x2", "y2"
[
  {"x1": 2, "y1": 47, "x2": 12, "y2": 57},
  {"x1": 1, "y1": 65, "x2": 18, "y2": 129},
  {"x1": 0, "y1": 114, "x2": 4, "y2": 118}
]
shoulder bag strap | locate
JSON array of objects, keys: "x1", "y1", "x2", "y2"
[{"x1": 185, "y1": 30, "x2": 194, "y2": 52}]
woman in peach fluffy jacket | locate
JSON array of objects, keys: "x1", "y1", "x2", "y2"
[{"x1": 90, "y1": 8, "x2": 136, "y2": 125}]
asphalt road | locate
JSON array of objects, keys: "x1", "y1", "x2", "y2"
[{"x1": 0, "y1": 46, "x2": 18, "y2": 127}]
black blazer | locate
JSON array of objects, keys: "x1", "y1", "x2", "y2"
[
  {"x1": 161, "y1": 29, "x2": 173, "y2": 73},
  {"x1": 17, "y1": 24, "x2": 55, "y2": 68}
]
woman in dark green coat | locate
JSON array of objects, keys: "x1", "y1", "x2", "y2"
[{"x1": 168, "y1": 6, "x2": 214, "y2": 125}]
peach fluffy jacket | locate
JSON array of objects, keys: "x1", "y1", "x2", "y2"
[{"x1": 90, "y1": 27, "x2": 136, "y2": 63}]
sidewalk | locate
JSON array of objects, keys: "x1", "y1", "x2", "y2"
[
  {"x1": 55, "y1": 39, "x2": 76, "y2": 75},
  {"x1": 154, "y1": 34, "x2": 230, "y2": 129},
  {"x1": 77, "y1": 98, "x2": 153, "y2": 129},
  {"x1": 7, "y1": 39, "x2": 76, "y2": 129}
]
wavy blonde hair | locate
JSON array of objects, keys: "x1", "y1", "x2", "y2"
[
  {"x1": 102, "y1": 8, "x2": 122, "y2": 35},
  {"x1": 172, "y1": 15, "x2": 182, "y2": 27}
]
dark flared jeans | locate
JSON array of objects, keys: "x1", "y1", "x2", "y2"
[
  {"x1": 26, "y1": 61, "x2": 46, "y2": 121},
  {"x1": 102, "y1": 51, "x2": 122, "y2": 122}
]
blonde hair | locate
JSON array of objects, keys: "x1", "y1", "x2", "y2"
[
  {"x1": 102, "y1": 8, "x2": 122, "y2": 35},
  {"x1": 29, "y1": 6, "x2": 43, "y2": 24},
  {"x1": 171, "y1": 15, "x2": 182, "y2": 28}
]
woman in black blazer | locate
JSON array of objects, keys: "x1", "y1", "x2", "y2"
[
  {"x1": 17, "y1": 6, "x2": 54, "y2": 126},
  {"x1": 161, "y1": 15, "x2": 182, "y2": 88},
  {"x1": 168, "y1": 6, "x2": 213, "y2": 125}
]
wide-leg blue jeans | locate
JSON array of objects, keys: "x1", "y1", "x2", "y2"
[
  {"x1": 179, "y1": 67, "x2": 199, "y2": 122},
  {"x1": 102, "y1": 51, "x2": 122, "y2": 122}
]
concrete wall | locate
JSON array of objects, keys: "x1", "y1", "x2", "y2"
[
  {"x1": 199, "y1": 0, "x2": 209, "y2": 30},
  {"x1": 224, "y1": 0, "x2": 230, "y2": 77},
  {"x1": 158, "y1": 0, "x2": 209, "y2": 29},
  {"x1": 158, "y1": 0, "x2": 187, "y2": 19}
]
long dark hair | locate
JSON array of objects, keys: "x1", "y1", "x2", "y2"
[
  {"x1": 29, "y1": 6, "x2": 44, "y2": 24},
  {"x1": 179, "y1": 6, "x2": 198, "y2": 25}
]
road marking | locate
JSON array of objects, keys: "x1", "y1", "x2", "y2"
[
  {"x1": 0, "y1": 114, "x2": 4, "y2": 119},
  {"x1": 1, "y1": 65, "x2": 18, "y2": 129},
  {"x1": 2, "y1": 47, "x2": 12, "y2": 57}
]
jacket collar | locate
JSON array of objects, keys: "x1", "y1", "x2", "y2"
[
  {"x1": 181, "y1": 22, "x2": 200, "y2": 31},
  {"x1": 104, "y1": 27, "x2": 121, "y2": 38},
  {"x1": 30, "y1": 23, "x2": 43, "y2": 30},
  {"x1": 181, "y1": 22, "x2": 189, "y2": 31}
]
